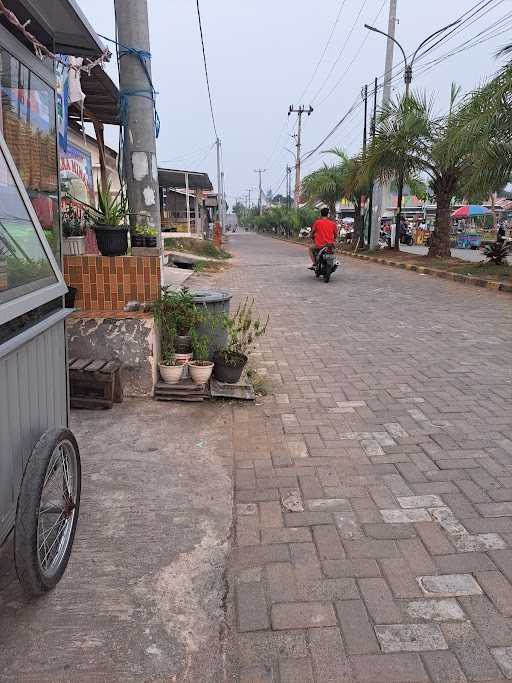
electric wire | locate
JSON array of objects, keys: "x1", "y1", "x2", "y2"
[
  {"x1": 297, "y1": 0, "x2": 350, "y2": 101},
  {"x1": 316, "y1": 0, "x2": 387, "y2": 108},
  {"x1": 196, "y1": 0, "x2": 219, "y2": 139},
  {"x1": 310, "y1": 0, "x2": 372, "y2": 104}
]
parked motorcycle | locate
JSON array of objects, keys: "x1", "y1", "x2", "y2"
[
  {"x1": 314, "y1": 243, "x2": 338, "y2": 283},
  {"x1": 400, "y1": 228, "x2": 414, "y2": 246}
]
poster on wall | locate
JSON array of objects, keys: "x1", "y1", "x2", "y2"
[
  {"x1": 56, "y1": 56, "x2": 69, "y2": 152},
  {"x1": 59, "y1": 142, "x2": 94, "y2": 206}
]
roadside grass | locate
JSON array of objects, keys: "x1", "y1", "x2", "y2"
[
  {"x1": 192, "y1": 260, "x2": 229, "y2": 274},
  {"x1": 163, "y1": 237, "x2": 231, "y2": 260},
  {"x1": 247, "y1": 368, "x2": 270, "y2": 396},
  {"x1": 353, "y1": 248, "x2": 512, "y2": 284}
]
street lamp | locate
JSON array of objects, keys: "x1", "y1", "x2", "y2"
[{"x1": 364, "y1": 20, "x2": 459, "y2": 247}]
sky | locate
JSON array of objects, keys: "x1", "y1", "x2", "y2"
[{"x1": 77, "y1": 0, "x2": 512, "y2": 205}]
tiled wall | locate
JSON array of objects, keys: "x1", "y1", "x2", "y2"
[{"x1": 64, "y1": 255, "x2": 161, "y2": 311}]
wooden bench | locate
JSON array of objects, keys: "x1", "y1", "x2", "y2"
[{"x1": 68, "y1": 358, "x2": 123, "y2": 409}]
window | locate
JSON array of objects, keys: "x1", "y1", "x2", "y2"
[
  {"x1": 0, "y1": 50, "x2": 59, "y2": 258},
  {"x1": 0, "y1": 141, "x2": 57, "y2": 305}
]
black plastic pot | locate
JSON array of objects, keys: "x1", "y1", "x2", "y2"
[
  {"x1": 65, "y1": 286, "x2": 77, "y2": 308},
  {"x1": 131, "y1": 233, "x2": 145, "y2": 248},
  {"x1": 145, "y1": 236, "x2": 157, "y2": 248},
  {"x1": 213, "y1": 352, "x2": 247, "y2": 384},
  {"x1": 175, "y1": 334, "x2": 192, "y2": 353},
  {"x1": 94, "y1": 225, "x2": 129, "y2": 256}
]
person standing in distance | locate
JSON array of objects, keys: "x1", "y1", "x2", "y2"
[{"x1": 308, "y1": 207, "x2": 337, "y2": 270}]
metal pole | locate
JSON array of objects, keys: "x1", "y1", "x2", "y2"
[
  {"x1": 216, "y1": 137, "x2": 223, "y2": 231},
  {"x1": 114, "y1": 0, "x2": 162, "y2": 249},
  {"x1": 185, "y1": 171, "x2": 191, "y2": 233},
  {"x1": 367, "y1": 77, "x2": 378, "y2": 249}
]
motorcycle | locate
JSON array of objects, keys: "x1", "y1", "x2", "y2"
[
  {"x1": 400, "y1": 227, "x2": 414, "y2": 246},
  {"x1": 314, "y1": 243, "x2": 338, "y2": 283}
]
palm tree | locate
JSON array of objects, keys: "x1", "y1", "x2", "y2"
[
  {"x1": 455, "y1": 54, "x2": 512, "y2": 195},
  {"x1": 363, "y1": 88, "x2": 477, "y2": 258},
  {"x1": 302, "y1": 150, "x2": 371, "y2": 247},
  {"x1": 301, "y1": 162, "x2": 345, "y2": 218}
]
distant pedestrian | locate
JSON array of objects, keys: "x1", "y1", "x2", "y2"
[{"x1": 497, "y1": 222, "x2": 506, "y2": 244}]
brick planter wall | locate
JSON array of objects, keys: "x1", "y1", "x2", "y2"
[{"x1": 64, "y1": 255, "x2": 161, "y2": 311}]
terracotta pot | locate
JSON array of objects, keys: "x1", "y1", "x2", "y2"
[
  {"x1": 159, "y1": 363, "x2": 184, "y2": 384},
  {"x1": 189, "y1": 361, "x2": 214, "y2": 385}
]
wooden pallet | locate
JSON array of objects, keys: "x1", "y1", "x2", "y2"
[
  {"x1": 68, "y1": 358, "x2": 123, "y2": 409},
  {"x1": 154, "y1": 379, "x2": 209, "y2": 402}
]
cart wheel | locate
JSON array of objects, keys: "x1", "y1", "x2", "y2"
[{"x1": 14, "y1": 428, "x2": 81, "y2": 595}]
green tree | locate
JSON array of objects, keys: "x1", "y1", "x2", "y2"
[
  {"x1": 455, "y1": 53, "x2": 512, "y2": 195},
  {"x1": 302, "y1": 161, "x2": 345, "y2": 218},
  {"x1": 302, "y1": 150, "x2": 371, "y2": 248},
  {"x1": 364, "y1": 89, "x2": 473, "y2": 257}
]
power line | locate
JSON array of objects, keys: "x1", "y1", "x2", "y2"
[
  {"x1": 310, "y1": 0, "x2": 372, "y2": 104},
  {"x1": 303, "y1": 2, "x2": 511, "y2": 167},
  {"x1": 297, "y1": 0, "x2": 350, "y2": 101},
  {"x1": 316, "y1": 0, "x2": 387, "y2": 107},
  {"x1": 195, "y1": 0, "x2": 219, "y2": 138}
]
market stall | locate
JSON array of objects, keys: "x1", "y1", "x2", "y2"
[{"x1": 0, "y1": 128, "x2": 80, "y2": 595}]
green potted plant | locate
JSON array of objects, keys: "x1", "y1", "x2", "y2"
[
  {"x1": 131, "y1": 226, "x2": 145, "y2": 248},
  {"x1": 62, "y1": 204, "x2": 86, "y2": 255},
  {"x1": 214, "y1": 298, "x2": 269, "y2": 384},
  {"x1": 153, "y1": 287, "x2": 203, "y2": 354},
  {"x1": 158, "y1": 346, "x2": 184, "y2": 384},
  {"x1": 92, "y1": 181, "x2": 129, "y2": 256},
  {"x1": 189, "y1": 331, "x2": 214, "y2": 385},
  {"x1": 144, "y1": 227, "x2": 158, "y2": 248}
]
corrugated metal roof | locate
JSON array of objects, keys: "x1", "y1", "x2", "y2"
[{"x1": 158, "y1": 168, "x2": 213, "y2": 191}]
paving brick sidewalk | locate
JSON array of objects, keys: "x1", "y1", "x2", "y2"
[{"x1": 218, "y1": 233, "x2": 512, "y2": 683}]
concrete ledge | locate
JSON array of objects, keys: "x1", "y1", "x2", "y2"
[
  {"x1": 66, "y1": 315, "x2": 157, "y2": 397},
  {"x1": 339, "y1": 249, "x2": 512, "y2": 294}
]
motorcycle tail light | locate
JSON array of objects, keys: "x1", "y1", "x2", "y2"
[{"x1": 325, "y1": 246, "x2": 334, "y2": 253}]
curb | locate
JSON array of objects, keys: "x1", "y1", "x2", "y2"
[{"x1": 340, "y1": 250, "x2": 512, "y2": 294}]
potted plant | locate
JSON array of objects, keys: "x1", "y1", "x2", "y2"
[
  {"x1": 92, "y1": 181, "x2": 129, "y2": 256},
  {"x1": 189, "y1": 332, "x2": 214, "y2": 385},
  {"x1": 214, "y1": 298, "x2": 269, "y2": 384},
  {"x1": 144, "y1": 227, "x2": 158, "y2": 248},
  {"x1": 158, "y1": 347, "x2": 184, "y2": 384},
  {"x1": 131, "y1": 226, "x2": 145, "y2": 248},
  {"x1": 62, "y1": 204, "x2": 86, "y2": 255},
  {"x1": 153, "y1": 287, "x2": 202, "y2": 353}
]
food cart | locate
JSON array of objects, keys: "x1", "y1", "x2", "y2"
[{"x1": 0, "y1": 131, "x2": 80, "y2": 595}]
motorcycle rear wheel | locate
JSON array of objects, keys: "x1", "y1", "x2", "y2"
[{"x1": 323, "y1": 263, "x2": 332, "y2": 283}]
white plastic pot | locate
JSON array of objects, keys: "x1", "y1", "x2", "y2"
[
  {"x1": 63, "y1": 236, "x2": 86, "y2": 255},
  {"x1": 159, "y1": 363, "x2": 184, "y2": 384},
  {"x1": 189, "y1": 361, "x2": 214, "y2": 385}
]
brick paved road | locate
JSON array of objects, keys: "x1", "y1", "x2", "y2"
[{"x1": 220, "y1": 233, "x2": 512, "y2": 683}]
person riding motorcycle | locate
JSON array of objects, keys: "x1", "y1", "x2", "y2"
[{"x1": 308, "y1": 207, "x2": 337, "y2": 270}]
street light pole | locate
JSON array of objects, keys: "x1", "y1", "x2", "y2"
[{"x1": 364, "y1": 19, "x2": 459, "y2": 249}]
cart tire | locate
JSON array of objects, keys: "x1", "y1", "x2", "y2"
[{"x1": 14, "y1": 428, "x2": 81, "y2": 595}]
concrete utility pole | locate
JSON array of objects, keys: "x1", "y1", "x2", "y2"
[
  {"x1": 369, "y1": 0, "x2": 396, "y2": 250},
  {"x1": 286, "y1": 165, "x2": 292, "y2": 208},
  {"x1": 246, "y1": 188, "x2": 252, "y2": 209},
  {"x1": 288, "y1": 105, "x2": 313, "y2": 207},
  {"x1": 254, "y1": 168, "x2": 266, "y2": 215},
  {"x1": 114, "y1": 0, "x2": 161, "y2": 248},
  {"x1": 216, "y1": 137, "x2": 225, "y2": 233}
]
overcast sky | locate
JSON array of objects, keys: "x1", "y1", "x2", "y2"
[{"x1": 77, "y1": 0, "x2": 511, "y2": 204}]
